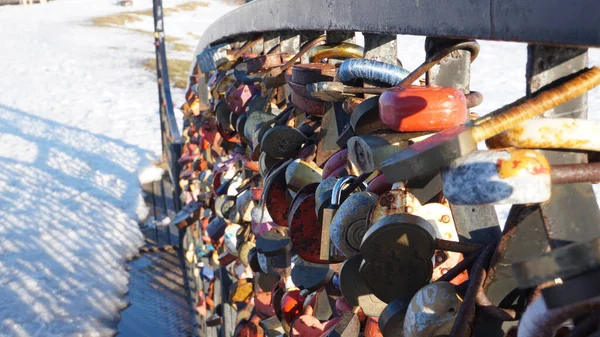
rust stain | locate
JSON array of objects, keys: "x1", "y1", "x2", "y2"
[{"x1": 497, "y1": 150, "x2": 550, "y2": 179}]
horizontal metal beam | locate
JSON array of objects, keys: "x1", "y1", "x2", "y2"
[{"x1": 194, "y1": 0, "x2": 600, "y2": 55}]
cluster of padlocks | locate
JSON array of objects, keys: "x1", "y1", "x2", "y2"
[{"x1": 173, "y1": 35, "x2": 600, "y2": 337}]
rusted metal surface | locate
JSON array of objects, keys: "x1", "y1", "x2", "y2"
[
  {"x1": 450, "y1": 244, "x2": 494, "y2": 337},
  {"x1": 487, "y1": 118, "x2": 600, "y2": 151},
  {"x1": 551, "y1": 161, "x2": 600, "y2": 184}
]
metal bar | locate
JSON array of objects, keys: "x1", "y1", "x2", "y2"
[
  {"x1": 198, "y1": 0, "x2": 600, "y2": 52},
  {"x1": 526, "y1": 45, "x2": 600, "y2": 248},
  {"x1": 300, "y1": 30, "x2": 324, "y2": 63}
]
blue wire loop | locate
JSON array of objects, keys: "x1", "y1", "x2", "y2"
[{"x1": 339, "y1": 58, "x2": 410, "y2": 87}]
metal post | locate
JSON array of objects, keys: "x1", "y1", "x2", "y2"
[
  {"x1": 526, "y1": 45, "x2": 600, "y2": 248},
  {"x1": 262, "y1": 31, "x2": 280, "y2": 54},
  {"x1": 425, "y1": 37, "x2": 501, "y2": 245},
  {"x1": 475, "y1": 45, "x2": 600, "y2": 336},
  {"x1": 363, "y1": 33, "x2": 399, "y2": 66}
]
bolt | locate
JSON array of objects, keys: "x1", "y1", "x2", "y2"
[
  {"x1": 386, "y1": 195, "x2": 395, "y2": 203},
  {"x1": 441, "y1": 215, "x2": 451, "y2": 223},
  {"x1": 406, "y1": 206, "x2": 413, "y2": 214}
]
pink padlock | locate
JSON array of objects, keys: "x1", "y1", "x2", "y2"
[
  {"x1": 226, "y1": 83, "x2": 260, "y2": 116},
  {"x1": 251, "y1": 206, "x2": 275, "y2": 236}
]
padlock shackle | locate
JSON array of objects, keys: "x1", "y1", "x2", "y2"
[
  {"x1": 395, "y1": 40, "x2": 479, "y2": 88},
  {"x1": 306, "y1": 42, "x2": 364, "y2": 63},
  {"x1": 330, "y1": 175, "x2": 368, "y2": 205}
]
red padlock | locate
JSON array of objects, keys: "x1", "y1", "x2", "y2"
[
  {"x1": 378, "y1": 86, "x2": 468, "y2": 132},
  {"x1": 281, "y1": 289, "x2": 306, "y2": 325}
]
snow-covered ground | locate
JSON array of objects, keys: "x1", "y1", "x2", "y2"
[
  {"x1": 0, "y1": 1, "x2": 599, "y2": 336},
  {"x1": 0, "y1": 0, "x2": 234, "y2": 336}
]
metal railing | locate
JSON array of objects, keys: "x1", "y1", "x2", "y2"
[
  {"x1": 152, "y1": 0, "x2": 182, "y2": 211},
  {"x1": 183, "y1": 1, "x2": 600, "y2": 336}
]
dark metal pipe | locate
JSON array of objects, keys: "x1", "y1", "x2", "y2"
[
  {"x1": 475, "y1": 270, "x2": 518, "y2": 321},
  {"x1": 435, "y1": 239, "x2": 483, "y2": 254},
  {"x1": 450, "y1": 243, "x2": 495, "y2": 337},
  {"x1": 552, "y1": 162, "x2": 600, "y2": 185}
]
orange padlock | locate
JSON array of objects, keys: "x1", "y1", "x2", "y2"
[{"x1": 378, "y1": 86, "x2": 468, "y2": 132}]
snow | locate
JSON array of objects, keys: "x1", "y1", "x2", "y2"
[
  {"x1": 0, "y1": 1, "x2": 599, "y2": 336},
  {"x1": 0, "y1": 0, "x2": 235, "y2": 336}
]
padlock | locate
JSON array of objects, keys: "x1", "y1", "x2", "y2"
[
  {"x1": 229, "y1": 278, "x2": 255, "y2": 303},
  {"x1": 251, "y1": 206, "x2": 275, "y2": 236},
  {"x1": 254, "y1": 291, "x2": 276, "y2": 319},
  {"x1": 207, "y1": 216, "x2": 227, "y2": 244},
  {"x1": 289, "y1": 183, "x2": 337, "y2": 264},
  {"x1": 263, "y1": 161, "x2": 292, "y2": 227},
  {"x1": 290, "y1": 314, "x2": 325, "y2": 337},
  {"x1": 322, "y1": 311, "x2": 361, "y2": 337},
  {"x1": 255, "y1": 229, "x2": 292, "y2": 277},
  {"x1": 322, "y1": 149, "x2": 349, "y2": 179},
  {"x1": 259, "y1": 315, "x2": 286, "y2": 337},
  {"x1": 329, "y1": 190, "x2": 378, "y2": 257},
  {"x1": 339, "y1": 255, "x2": 386, "y2": 317},
  {"x1": 366, "y1": 174, "x2": 392, "y2": 195},
  {"x1": 380, "y1": 66, "x2": 600, "y2": 182},
  {"x1": 320, "y1": 176, "x2": 360, "y2": 261},
  {"x1": 260, "y1": 125, "x2": 307, "y2": 159},
  {"x1": 360, "y1": 213, "x2": 436, "y2": 303},
  {"x1": 364, "y1": 316, "x2": 383, "y2": 337},
  {"x1": 226, "y1": 83, "x2": 261, "y2": 115},
  {"x1": 368, "y1": 186, "x2": 462, "y2": 284},
  {"x1": 403, "y1": 282, "x2": 462, "y2": 337},
  {"x1": 236, "y1": 189, "x2": 255, "y2": 223},
  {"x1": 285, "y1": 159, "x2": 323, "y2": 195},
  {"x1": 214, "y1": 37, "x2": 262, "y2": 71},
  {"x1": 281, "y1": 289, "x2": 306, "y2": 325},
  {"x1": 441, "y1": 148, "x2": 551, "y2": 205},
  {"x1": 347, "y1": 134, "x2": 414, "y2": 174},
  {"x1": 224, "y1": 223, "x2": 242, "y2": 256},
  {"x1": 378, "y1": 85, "x2": 468, "y2": 132},
  {"x1": 257, "y1": 272, "x2": 280, "y2": 292},
  {"x1": 291, "y1": 257, "x2": 334, "y2": 291},
  {"x1": 486, "y1": 118, "x2": 600, "y2": 151},
  {"x1": 379, "y1": 296, "x2": 411, "y2": 337}
]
